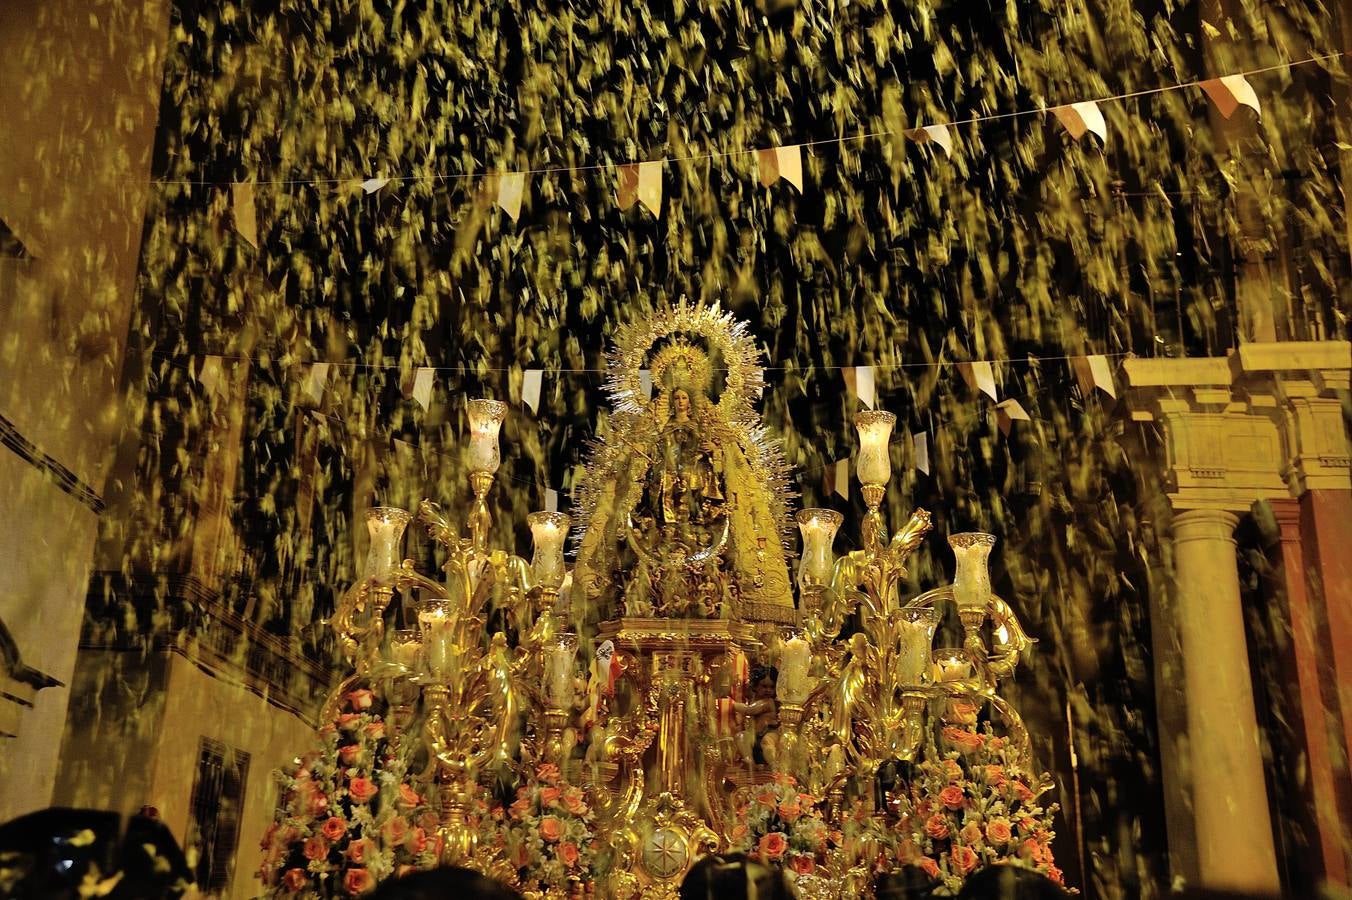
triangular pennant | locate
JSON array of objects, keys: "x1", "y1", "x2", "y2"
[
  {"x1": 842, "y1": 367, "x2": 857, "y2": 396},
  {"x1": 522, "y1": 369, "x2": 543, "y2": 414},
  {"x1": 1051, "y1": 101, "x2": 1107, "y2": 143},
  {"x1": 905, "y1": 124, "x2": 954, "y2": 157},
  {"x1": 913, "y1": 431, "x2": 930, "y2": 475},
  {"x1": 303, "y1": 362, "x2": 331, "y2": 406},
  {"x1": 757, "y1": 146, "x2": 804, "y2": 191},
  {"x1": 360, "y1": 177, "x2": 391, "y2": 194},
  {"x1": 198, "y1": 356, "x2": 225, "y2": 398},
  {"x1": 1087, "y1": 354, "x2": 1117, "y2": 399},
  {"x1": 637, "y1": 161, "x2": 663, "y2": 215},
  {"x1": 638, "y1": 369, "x2": 653, "y2": 400},
  {"x1": 411, "y1": 367, "x2": 435, "y2": 411},
  {"x1": 545, "y1": 488, "x2": 560, "y2": 514},
  {"x1": 960, "y1": 361, "x2": 999, "y2": 402},
  {"x1": 497, "y1": 172, "x2": 526, "y2": 221},
  {"x1": 834, "y1": 459, "x2": 850, "y2": 501},
  {"x1": 231, "y1": 183, "x2": 258, "y2": 249},
  {"x1": 616, "y1": 164, "x2": 640, "y2": 211},
  {"x1": 855, "y1": 366, "x2": 876, "y2": 409},
  {"x1": 993, "y1": 399, "x2": 1031, "y2": 436},
  {"x1": 1200, "y1": 74, "x2": 1261, "y2": 120},
  {"x1": 1071, "y1": 357, "x2": 1095, "y2": 398}
]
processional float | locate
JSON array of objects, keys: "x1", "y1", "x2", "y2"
[{"x1": 271, "y1": 303, "x2": 1060, "y2": 899}]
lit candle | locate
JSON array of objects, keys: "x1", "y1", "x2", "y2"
[
  {"x1": 417, "y1": 600, "x2": 455, "y2": 679},
  {"x1": 855, "y1": 410, "x2": 896, "y2": 486},
  {"x1": 364, "y1": 507, "x2": 411, "y2": 583},
  {"x1": 796, "y1": 509, "x2": 842, "y2": 591},
  {"x1": 529, "y1": 512, "x2": 572, "y2": 589},
  {"x1": 544, "y1": 633, "x2": 578, "y2": 709},
  {"x1": 895, "y1": 607, "x2": 940, "y2": 685},
  {"x1": 466, "y1": 398, "x2": 508, "y2": 474},
  {"x1": 949, "y1": 532, "x2": 996, "y2": 612},
  {"x1": 777, "y1": 632, "x2": 812, "y2": 705},
  {"x1": 389, "y1": 628, "x2": 422, "y2": 671},
  {"x1": 933, "y1": 648, "x2": 973, "y2": 683}
]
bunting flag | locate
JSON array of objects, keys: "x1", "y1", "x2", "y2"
[
  {"x1": 545, "y1": 488, "x2": 560, "y2": 514},
  {"x1": 411, "y1": 367, "x2": 435, "y2": 410},
  {"x1": 1200, "y1": 75, "x2": 1261, "y2": 120},
  {"x1": 303, "y1": 362, "x2": 331, "y2": 406},
  {"x1": 960, "y1": 361, "x2": 1000, "y2": 402},
  {"x1": 638, "y1": 369, "x2": 653, "y2": 400},
  {"x1": 521, "y1": 369, "x2": 543, "y2": 413},
  {"x1": 496, "y1": 172, "x2": 526, "y2": 221},
  {"x1": 912, "y1": 431, "x2": 930, "y2": 475},
  {"x1": 1072, "y1": 355, "x2": 1117, "y2": 399},
  {"x1": 198, "y1": 356, "x2": 225, "y2": 398},
  {"x1": 756, "y1": 145, "x2": 804, "y2": 191},
  {"x1": 905, "y1": 124, "x2": 954, "y2": 157},
  {"x1": 992, "y1": 398, "x2": 1031, "y2": 436},
  {"x1": 823, "y1": 458, "x2": 850, "y2": 501},
  {"x1": 636, "y1": 161, "x2": 663, "y2": 214},
  {"x1": 231, "y1": 183, "x2": 258, "y2": 248},
  {"x1": 360, "y1": 177, "x2": 390, "y2": 194},
  {"x1": 1051, "y1": 101, "x2": 1108, "y2": 143},
  {"x1": 616, "y1": 165, "x2": 640, "y2": 210},
  {"x1": 855, "y1": 366, "x2": 876, "y2": 409}
]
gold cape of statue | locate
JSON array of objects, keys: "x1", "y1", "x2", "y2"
[{"x1": 571, "y1": 303, "x2": 795, "y2": 619}]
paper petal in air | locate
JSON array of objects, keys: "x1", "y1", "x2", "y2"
[
  {"x1": 199, "y1": 356, "x2": 225, "y2": 398},
  {"x1": 361, "y1": 177, "x2": 391, "y2": 194},
  {"x1": 961, "y1": 361, "x2": 999, "y2": 402},
  {"x1": 412, "y1": 367, "x2": 435, "y2": 410},
  {"x1": 497, "y1": 172, "x2": 526, "y2": 221}
]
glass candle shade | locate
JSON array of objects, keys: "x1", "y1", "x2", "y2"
[
  {"x1": 466, "y1": 398, "x2": 508, "y2": 474},
  {"x1": 389, "y1": 627, "x2": 423, "y2": 671},
  {"x1": 933, "y1": 648, "x2": 973, "y2": 683},
  {"x1": 364, "y1": 507, "x2": 411, "y2": 583},
  {"x1": 417, "y1": 600, "x2": 456, "y2": 680},
  {"x1": 544, "y1": 633, "x2": 579, "y2": 709},
  {"x1": 529, "y1": 512, "x2": 571, "y2": 589},
  {"x1": 949, "y1": 532, "x2": 996, "y2": 612},
  {"x1": 777, "y1": 631, "x2": 813, "y2": 705},
  {"x1": 855, "y1": 410, "x2": 897, "y2": 486},
  {"x1": 796, "y1": 509, "x2": 842, "y2": 590},
  {"x1": 895, "y1": 606, "x2": 941, "y2": 686}
]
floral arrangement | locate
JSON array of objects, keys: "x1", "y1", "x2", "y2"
[
  {"x1": 886, "y1": 724, "x2": 1066, "y2": 895},
  {"x1": 259, "y1": 689, "x2": 439, "y2": 897},
  {"x1": 486, "y1": 763, "x2": 608, "y2": 893},
  {"x1": 729, "y1": 774, "x2": 837, "y2": 878}
]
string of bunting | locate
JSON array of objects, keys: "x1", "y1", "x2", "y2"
[{"x1": 215, "y1": 54, "x2": 1339, "y2": 239}]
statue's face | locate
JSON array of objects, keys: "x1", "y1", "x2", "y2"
[{"x1": 672, "y1": 389, "x2": 690, "y2": 414}]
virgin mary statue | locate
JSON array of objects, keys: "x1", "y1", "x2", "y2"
[{"x1": 570, "y1": 304, "x2": 795, "y2": 622}]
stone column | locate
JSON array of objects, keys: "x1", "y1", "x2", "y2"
[{"x1": 1170, "y1": 508, "x2": 1280, "y2": 892}]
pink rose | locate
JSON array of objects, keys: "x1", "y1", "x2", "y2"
[
  {"x1": 951, "y1": 845, "x2": 978, "y2": 875},
  {"x1": 920, "y1": 858, "x2": 940, "y2": 879},
  {"x1": 364, "y1": 721, "x2": 386, "y2": 740},
  {"x1": 790, "y1": 854, "x2": 815, "y2": 875},
  {"x1": 939, "y1": 785, "x2": 965, "y2": 810},
  {"x1": 345, "y1": 689, "x2": 375, "y2": 711},
  {"x1": 986, "y1": 819, "x2": 1013, "y2": 844},
  {"x1": 304, "y1": 789, "x2": 329, "y2": 817},
  {"x1": 540, "y1": 816, "x2": 564, "y2": 842},
  {"x1": 344, "y1": 867, "x2": 375, "y2": 895},
  {"x1": 348, "y1": 777, "x2": 378, "y2": 804},
  {"x1": 321, "y1": 816, "x2": 347, "y2": 842},
  {"x1": 558, "y1": 841, "x2": 580, "y2": 867},
  {"x1": 924, "y1": 815, "x2": 950, "y2": 840},
  {"x1": 282, "y1": 868, "x2": 308, "y2": 892},
  {"x1": 339, "y1": 744, "x2": 361, "y2": 765},
  {"x1": 303, "y1": 836, "x2": 328, "y2": 862},
  {"x1": 398, "y1": 784, "x2": 422, "y2": 808},
  {"x1": 757, "y1": 832, "x2": 787, "y2": 860},
  {"x1": 337, "y1": 713, "x2": 363, "y2": 731}
]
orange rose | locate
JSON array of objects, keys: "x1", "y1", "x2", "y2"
[
  {"x1": 337, "y1": 713, "x2": 363, "y2": 731},
  {"x1": 939, "y1": 785, "x2": 965, "y2": 810},
  {"x1": 563, "y1": 790, "x2": 588, "y2": 815},
  {"x1": 383, "y1": 815, "x2": 410, "y2": 846},
  {"x1": 406, "y1": 826, "x2": 428, "y2": 854},
  {"x1": 540, "y1": 786, "x2": 562, "y2": 807},
  {"x1": 558, "y1": 841, "x2": 580, "y2": 868},
  {"x1": 347, "y1": 838, "x2": 372, "y2": 864},
  {"x1": 302, "y1": 836, "x2": 328, "y2": 861},
  {"x1": 1047, "y1": 866, "x2": 1064, "y2": 885},
  {"x1": 924, "y1": 815, "x2": 949, "y2": 840},
  {"x1": 304, "y1": 789, "x2": 329, "y2": 816},
  {"x1": 398, "y1": 784, "x2": 422, "y2": 808},
  {"x1": 730, "y1": 823, "x2": 749, "y2": 842},
  {"x1": 758, "y1": 832, "x2": 788, "y2": 860},
  {"x1": 348, "y1": 777, "x2": 378, "y2": 803},
  {"x1": 345, "y1": 689, "x2": 375, "y2": 711},
  {"x1": 540, "y1": 816, "x2": 564, "y2": 842},
  {"x1": 339, "y1": 744, "x2": 361, "y2": 765},
  {"x1": 777, "y1": 799, "x2": 802, "y2": 823},
  {"x1": 536, "y1": 763, "x2": 561, "y2": 783},
  {"x1": 1020, "y1": 838, "x2": 1048, "y2": 864},
  {"x1": 920, "y1": 858, "x2": 940, "y2": 879},
  {"x1": 363, "y1": 721, "x2": 386, "y2": 740},
  {"x1": 1013, "y1": 781, "x2": 1035, "y2": 802},
  {"x1": 984, "y1": 765, "x2": 1006, "y2": 786},
  {"x1": 943, "y1": 759, "x2": 964, "y2": 782},
  {"x1": 942, "y1": 726, "x2": 985, "y2": 752},
  {"x1": 343, "y1": 867, "x2": 375, "y2": 895},
  {"x1": 509, "y1": 797, "x2": 532, "y2": 820},
  {"x1": 321, "y1": 816, "x2": 347, "y2": 842},
  {"x1": 986, "y1": 819, "x2": 1013, "y2": 844},
  {"x1": 950, "y1": 845, "x2": 978, "y2": 875},
  {"x1": 282, "y1": 868, "x2": 308, "y2": 892},
  {"x1": 790, "y1": 855, "x2": 815, "y2": 875},
  {"x1": 960, "y1": 821, "x2": 983, "y2": 845}
]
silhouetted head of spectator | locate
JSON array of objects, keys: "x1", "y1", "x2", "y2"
[
  {"x1": 0, "y1": 807, "x2": 192, "y2": 900},
  {"x1": 955, "y1": 865, "x2": 1071, "y2": 900},
  {"x1": 875, "y1": 864, "x2": 938, "y2": 899},
  {"x1": 679, "y1": 852, "x2": 797, "y2": 900},
  {"x1": 368, "y1": 865, "x2": 523, "y2": 900}
]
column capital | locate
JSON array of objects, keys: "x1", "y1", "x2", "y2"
[{"x1": 1170, "y1": 508, "x2": 1240, "y2": 545}]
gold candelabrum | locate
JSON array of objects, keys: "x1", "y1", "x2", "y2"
[{"x1": 319, "y1": 342, "x2": 1043, "y2": 899}]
